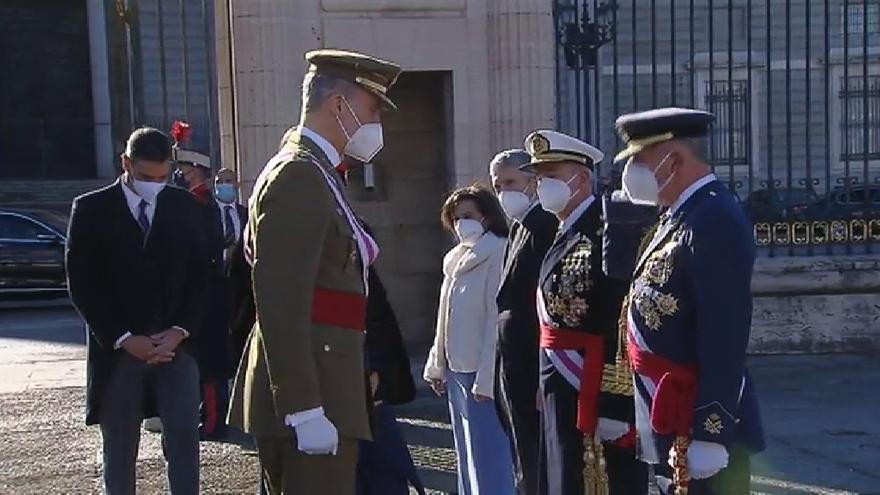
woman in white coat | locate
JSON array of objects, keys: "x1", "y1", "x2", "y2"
[{"x1": 424, "y1": 185, "x2": 515, "y2": 495}]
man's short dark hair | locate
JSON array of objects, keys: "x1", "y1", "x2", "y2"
[
  {"x1": 125, "y1": 127, "x2": 172, "y2": 162},
  {"x1": 302, "y1": 73, "x2": 356, "y2": 114},
  {"x1": 489, "y1": 149, "x2": 533, "y2": 176},
  {"x1": 683, "y1": 137, "x2": 709, "y2": 162}
]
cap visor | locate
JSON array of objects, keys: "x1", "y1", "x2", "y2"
[
  {"x1": 519, "y1": 159, "x2": 561, "y2": 174},
  {"x1": 374, "y1": 90, "x2": 398, "y2": 111},
  {"x1": 519, "y1": 157, "x2": 593, "y2": 173},
  {"x1": 613, "y1": 143, "x2": 644, "y2": 163}
]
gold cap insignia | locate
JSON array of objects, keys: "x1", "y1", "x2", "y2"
[{"x1": 528, "y1": 133, "x2": 550, "y2": 156}]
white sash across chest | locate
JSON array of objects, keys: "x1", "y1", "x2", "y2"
[
  {"x1": 537, "y1": 230, "x2": 588, "y2": 391},
  {"x1": 246, "y1": 148, "x2": 379, "y2": 292}
]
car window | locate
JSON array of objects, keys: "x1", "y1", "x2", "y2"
[
  {"x1": 0, "y1": 214, "x2": 53, "y2": 241},
  {"x1": 870, "y1": 188, "x2": 880, "y2": 204},
  {"x1": 27, "y1": 211, "x2": 68, "y2": 235}
]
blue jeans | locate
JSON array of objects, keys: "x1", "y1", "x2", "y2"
[{"x1": 447, "y1": 371, "x2": 515, "y2": 495}]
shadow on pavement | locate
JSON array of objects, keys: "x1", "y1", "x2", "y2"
[{"x1": 0, "y1": 306, "x2": 85, "y2": 346}]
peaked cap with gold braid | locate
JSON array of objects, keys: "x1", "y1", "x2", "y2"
[
  {"x1": 520, "y1": 129, "x2": 604, "y2": 172},
  {"x1": 305, "y1": 49, "x2": 402, "y2": 110},
  {"x1": 613, "y1": 107, "x2": 715, "y2": 162}
]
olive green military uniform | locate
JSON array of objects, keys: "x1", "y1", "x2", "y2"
[{"x1": 227, "y1": 50, "x2": 401, "y2": 494}]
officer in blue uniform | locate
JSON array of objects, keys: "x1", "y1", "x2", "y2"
[
  {"x1": 522, "y1": 130, "x2": 648, "y2": 495},
  {"x1": 614, "y1": 108, "x2": 765, "y2": 494}
]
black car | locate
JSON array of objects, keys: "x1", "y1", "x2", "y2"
[
  {"x1": 741, "y1": 187, "x2": 820, "y2": 222},
  {"x1": 0, "y1": 208, "x2": 69, "y2": 297},
  {"x1": 808, "y1": 184, "x2": 880, "y2": 220}
]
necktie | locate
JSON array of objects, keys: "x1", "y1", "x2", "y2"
[
  {"x1": 223, "y1": 205, "x2": 236, "y2": 246},
  {"x1": 137, "y1": 199, "x2": 150, "y2": 233}
]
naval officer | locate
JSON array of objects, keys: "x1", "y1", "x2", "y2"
[{"x1": 523, "y1": 130, "x2": 648, "y2": 494}]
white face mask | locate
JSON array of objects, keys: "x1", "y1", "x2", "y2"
[
  {"x1": 337, "y1": 96, "x2": 384, "y2": 162},
  {"x1": 537, "y1": 174, "x2": 580, "y2": 214},
  {"x1": 499, "y1": 189, "x2": 533, "y2": 220},
  {"x1": 455, "y1": 218, "x2": 485, "y2": 245},
  {"x1": 622, "y1": 152, "x2": 673, "y2": 206},
  {"x1": 131, "y1": 178, "x2": 166, "y2": 204}
]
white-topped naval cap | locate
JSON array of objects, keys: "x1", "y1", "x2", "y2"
[
  {"x1": 173, "y1": 148, "x2": 212, "y2": 169},
  {"x1": 521, "y1": 129, "x2": 604, "y2": 171}
]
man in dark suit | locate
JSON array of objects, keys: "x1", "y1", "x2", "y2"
[
  {"x1": 66, "y1": 127, "x2": 210, "y2": 494},
  {"x1": 192, "y1": 167, "x2": 248, "y2": 439},
  {"x1": 215, "y1": 166, "x2": 249, "y2": 361},
  {"x1": 173, "y1": 149, "x2": 232, "y2": 439},
  {"x1": 489, "y1": 148, "x2": 558, "y2": 495}
]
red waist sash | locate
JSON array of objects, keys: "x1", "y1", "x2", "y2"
[
  {"x1": 627, "y1": 335, "x2": 697, "y2": 436},
  {"x1": 540, "y1": 326, "x2": 604, "y2": 434},
  {"x1": 312, "y1": 288, "x2": 367, "y2": 331}
]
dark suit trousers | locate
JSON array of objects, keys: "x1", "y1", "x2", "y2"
[
  {"x1": 99, "y1": 351, "x2": 200, "y2": 495},
  {"x1": 540, "y1": 373, "x2": 648, "y2": 495},
  {"x1": 498, "y1": 353, "x2": 544, "y2": 495}
]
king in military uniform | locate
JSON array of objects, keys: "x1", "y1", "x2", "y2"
[
  {"x1": 615, "y1": 108, "x2": 765, "y2": 494},
  {"x1": 522, "y1": 130, "x2": 648, "y2": 495},
  {"x1": 227, "y1": 49, "x2": 401, "y2": 494}
]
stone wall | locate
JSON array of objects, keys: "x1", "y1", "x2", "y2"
[
  {"x1": 750, "y1": 255, "x2": 880, "y2": 353},
  {"x1": 217, "y1": 0, "x2": 557, "y2": 195},
  {"x1": 215, "y1": 0, "x2": 558, "y2": 345}
]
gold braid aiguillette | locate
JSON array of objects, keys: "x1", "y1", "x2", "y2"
[{"x1": 582, "y1": 435, "x2": 609, "y2": 495}]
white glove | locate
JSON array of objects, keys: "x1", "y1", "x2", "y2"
[
  {"x1": 292, "y1": 413, "x2": 339, "y2": 455},
  {"x1": 596, "y1": 418, "x2": 630, "y2": 442},
  {"x1": 681, "y1": 440, "x2": 728, "y2": 479}
]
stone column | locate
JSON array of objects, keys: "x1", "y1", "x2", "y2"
[
  {"x1": 87, "y1": 0, "x2": 115, "y2": 178},
  {"x1": 486, "y1": 0, "x2": 557, "y2": 152},
  {"x1": 218, "y1": 0, "x2": 323, "y2": 195},
  {"x1": 214, "y1": 0, "x2": 235, "y2": 175}
]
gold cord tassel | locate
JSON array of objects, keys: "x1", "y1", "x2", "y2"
[
  {"x1": 602, "y1": 294, "x2": 635, "y2": 396},
  {"x1": 672, "y1": 435, "x2": 691, "y2": 495},
  {"x1": 582, "y1": 435, "x2": 609, "y2": 495}
]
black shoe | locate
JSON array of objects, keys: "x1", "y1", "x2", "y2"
[{"x1": 199, "y1": 425, "x2": 228, "y2": 441}]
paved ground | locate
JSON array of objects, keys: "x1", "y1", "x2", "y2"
[{"x1": 0, "y1": 306, "x2": 878, "y2": 494}]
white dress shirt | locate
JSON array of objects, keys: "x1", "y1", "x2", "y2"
[
  {"x1": 514, "y1": 201, "x2": 541, "y2": 224},
  {"x1": 300, "y1": 126, "x2": 342, "y2": 168},
  {"x1": 121, "y1": 181, "x2": 156, "y2": 225},
  {"x1": 114, "y1": 180, "x2": 188, "y2": 350},
  {"x1": 558, "y1": 194, "x2": 596, "y2": 236},
  {"x1": 216, "y1": 198, "x2": 242, "y2": 244}
]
